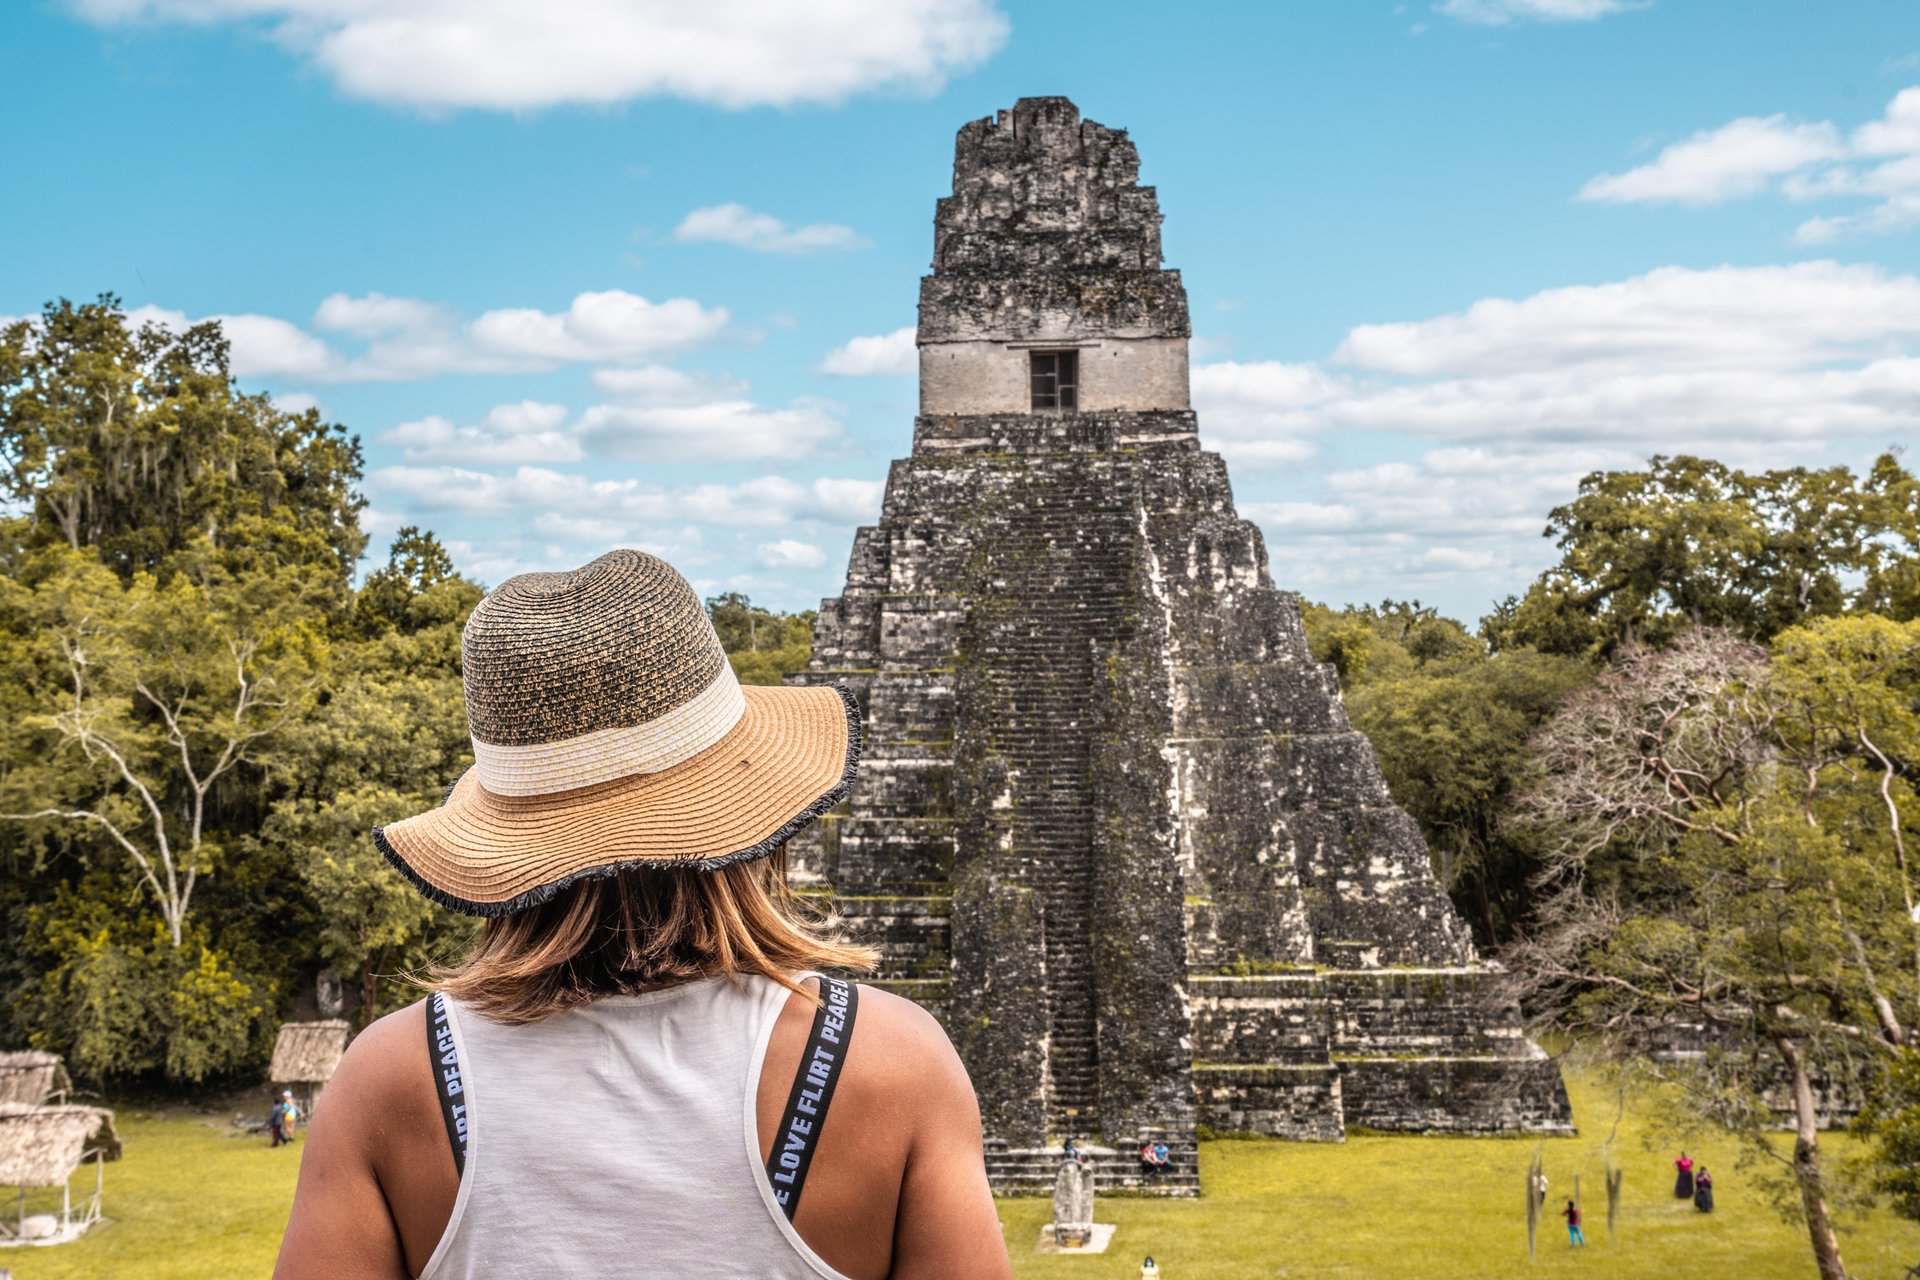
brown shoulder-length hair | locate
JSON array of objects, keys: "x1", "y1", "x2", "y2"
[{"x1": 432, "y1": 849, "x2": 877, "y2": 1024}]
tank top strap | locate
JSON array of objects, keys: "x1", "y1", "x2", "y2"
[
  {"x1": 764, "y1": 976, "x2": 859, "y2": 1218},
  {"x1": 426, "y1": 992, "x2": 468, "y2": 1174}
]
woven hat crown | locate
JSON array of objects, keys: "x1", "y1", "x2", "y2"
[{"x1": 460, "y1": 549, "x2": 744, "y2": 795}]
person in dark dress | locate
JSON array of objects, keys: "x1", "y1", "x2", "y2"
[
  {"x1": 1674, "y1": 1151, "x2": 1695, "y2": 1199},
  {"x1": 1693, "y1": 1166, "x2": 1714, "y2": 1213}
]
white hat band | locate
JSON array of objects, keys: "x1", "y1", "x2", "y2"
[{"x1": 470, "y1": 663, "x2": 747, "y2": 797}]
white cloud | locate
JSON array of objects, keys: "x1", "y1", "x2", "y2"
[
  {"x1": 819, "y1": 326, "x2": 916, "y2": 376},
  {"x1": 370, "y1": 365, "x2": 841, "y2": 467},
  {"x1": 578, "y1": 362, "x2": 845, "y2": 462},
  {"x1": 270, "y1": 390, "x2": 323, "y2": 415},
  {"x1": 379, "y1": 400, "x2": 579, "y2": 464},
  {"x1": 1579, "y1": 86, "x2": 1920, "y2": 241},
  {"x1": 133, "y1": 289, "x2": 730, "y2": 384},
  {"x1": 311, "y1": 291, "x2": 449, "y2": 339},
  {"x1": 1245, "y1": 446, "x2": 1636, "y2": 603},
  {"x1": 1192, "y1": 360, "x2": 1343, "y2": 466},
  {"x1": 576, "y1": 398, "x2": 843, "y2": 463},
  {"x1": 1579, "y1": 116, "x2": 1844, "y2": 205},
  {"x1": 368, "y1": 467, "x2": 882, "y2": 529},
  {"x1": 1437, "y1": 0, "x2": 1641, "y2": 24},
  {"x1": 590, "y1": 365, "x2": 748, "y2": 404},
  {"x1": 67, "y1": 0, "x2": 1009, "y2": 112},
  {"x1": 460, "y1": 290, "x2": 729, "y2": 365},
  {"x1": 1331, "y1": 261, "x2": 1920, "y2": 377},
  {"x1": 672, "y1": 204, "x2": 868, "y2": 255},
  {"x1": 127, "y1": 304, "x2": 343, "y2": 379},
  {"x1": 1205, "y1": 259, "x2": 1920, "y2": 609},
  {"x1": 758, "y1": 538, "x2": 828, "y2": 569}
]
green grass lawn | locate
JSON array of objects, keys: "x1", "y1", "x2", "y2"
[
  {"x1": 1004, "y1": 1066, "x2": 1917, "y2": 1280},
  {"x1": 7, "y1": 1106, "x2": 299, "y2": 1280},
  {"x1": 6, "y1": 1066, "x2": 1915, "y2": 1279}
]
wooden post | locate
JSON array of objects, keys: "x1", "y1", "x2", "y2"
[{"x1": 1526, "y1": 1148, "x2": 1542, "y2": 1263}]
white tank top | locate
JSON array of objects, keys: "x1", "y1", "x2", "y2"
[{"x1": 418, "y1": 974, "x2": 853, "y2": 1280}]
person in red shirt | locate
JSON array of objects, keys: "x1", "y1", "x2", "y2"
[
  {"x1": 1561, "y1": 1199, "x2": 1585, "y2": 1247},
  {"x1": 1674, "y1": 1151, "x2": 1695, "y2": 1199}
]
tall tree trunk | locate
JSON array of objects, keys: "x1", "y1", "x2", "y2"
[
  {"x1": 1775, "y1": 1035, "x2": 1848, "y2": 1280},
  {"x1": 1472, "y1": 872, "x2": 1497, "y2": 944}
]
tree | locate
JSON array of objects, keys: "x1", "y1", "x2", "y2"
[
  {"x1": 705, "y1": 592, "x2": 816, "y2": 685},
  {"x1": 265, "y1": 529, "x2": 482, "y2": 1021},
  {"x1": 16, "y1": 893, "x2": 273, "y2": 1083},
  {"x1": 352, "y1": 525, "x2": 458, "y2": 636},
  {"x1": 0, "y1": 296, "x2": 366, "y2": 587},
  {"x1": 1507, "y1": 622, "x2": 1920, "y2": 1280},
  {"x1": 1485, "y1": 453, "x2": 1920, "y2": 660},
  {"x1": 1348, "y1": 650, "x2": 1591, "y2": 942},
  {"x1": 0, "y1": 552, "x2": 324, "y2": 947},
  {"x1": 1303, "y1": 600, "x2": 1593, "y2": 943}
]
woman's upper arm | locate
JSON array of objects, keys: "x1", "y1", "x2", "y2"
[
  {"x1": 885, "y1": 1006, "x2": 1013, "y2": 1280},
  {"x1": 274, "y1": 1011, "x2": 416, "y2": 1280}
]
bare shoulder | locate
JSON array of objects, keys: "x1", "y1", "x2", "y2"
[
  {"x1": 848, "y1": 984, "x2": 977, "y2": 1114},
  {"x1": 338, "y1": 1000, "x2": 429, "y2": 1081},
  {"x1": 852, "y1": 984, "x2": 955, "y2": 1061},
  {"x1": 325, "y1": 999, "x2": 436, "y2": 1129}
]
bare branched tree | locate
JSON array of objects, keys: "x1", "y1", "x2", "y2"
[
  {"x1": 1504, "y1": 621, "x2": 1920, "y2": 1280},
  {"x1": 1, "y1": 567, "x2": 316, "y2": 946}
]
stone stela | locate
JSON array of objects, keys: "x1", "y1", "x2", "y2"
[
  {"x1": 1052, "y1": 1161, "x2": 1094, "y2": 1247},
  {"x1": 790, "y1": 97, "x2": 1572, "y2": 1195}
]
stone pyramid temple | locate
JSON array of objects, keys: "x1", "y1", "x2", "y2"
[{"x1": 790, "y1": 97, "x2": 1570, "y2": 1193}]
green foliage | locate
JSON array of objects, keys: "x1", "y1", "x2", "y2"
[
  {"x1": 0, "y1": 295, "x2": 367, "y2": 587},
  {"x1": 0, "y1": 305, "x2": 478, "y2": 1084},
  {"x1": 1484, "y1": 453, "x2": 1920, "y2": 660},
  {"x1": 351, "y1": 524, "x2": 459, "y2": 636},
  {"x1": 262, "y1": 527, "x2": 481, "y2": 1019},
  {"x1": 706, "y1": 590, "x2": 816, "y2": 685},
  {"x1": 20, "y1": 911, "x2": 271, "y2": 1084},
  {"x1": 1303, "y1": 599, "x2": 1592, "y2": 943},
  {"x1": 1856, "y1": 1048, "x2": 1920, "y2": 1222}
]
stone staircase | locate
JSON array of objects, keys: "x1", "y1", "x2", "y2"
[{"x1": 960, "y1": 461, "x2": 1139, "y2": 1139}]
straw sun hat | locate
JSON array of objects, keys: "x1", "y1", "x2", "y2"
[{"x1": 374, "y1": 549, "x2": 859, "y2": 916}]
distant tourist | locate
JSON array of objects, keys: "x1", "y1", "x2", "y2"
[
  {"x1": 1531, "y1": 1170, "x2": 1548, "y2": 1205},
  {"x1": 270, "y1": 1090, "x2": 299, "y2": 1148},
  {"x1": 1064, "y1": 1136, "x2": 1084, "y2": 1165},
  {"x1": 273, "y1": 551, "x2": 1012, "y2": 1278},
  {"x1": 1694, "y1": 1166, "x2": 1714, "y2": 1213},
  {"x1": 1561, "y1": 1199, "x2": 1585, "y2": 1247},
  {"x1": 1141, "y1": 1255, "x2": 1161, "y2": 1278},
  {"x1": 1674, "y1": 1151, "x2": 1695, "y2": 1199},
  {"x1": 1139, "y1": 1141, "x2": 1167, "y2": 1178},
  {"x1": 1154, "y1": 1140, "x2": 1170, "y2": 1169}
]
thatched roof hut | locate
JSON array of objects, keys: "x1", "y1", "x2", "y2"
[
  {"x1": 0, "y1": 1104, "x2": 120, "y2": 1189},
  {"x1": 270, "y1": 1020, "x2": 351, "y2": 1085},
  {"x1": 0, "y1": 1052, "x2": 71, "y2": 1109}
]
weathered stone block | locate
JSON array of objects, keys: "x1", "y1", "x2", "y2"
[{"x1": 1337, "y1": 1056, "x2": 1574, "y2": 1135}]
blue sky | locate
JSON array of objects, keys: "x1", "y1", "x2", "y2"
[{"x1": 4, "y1": 0, "x2": 1917, "y2": 621}]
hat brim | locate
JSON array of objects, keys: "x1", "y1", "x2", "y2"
[{"x1": 374, "y1": 683, "x2": 858, "y2": 917}]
